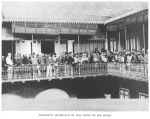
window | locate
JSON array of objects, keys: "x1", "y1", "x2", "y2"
[
  {"x1": 130, "y1": 38, "x2": 136, "y2": 50},
  {"x1": 119, "y1": 88, "x2": 130, "y2": 99},
  {"x1": 126, "y1": 38, "x2": 136, "y2": 51},
  {"x1": 110, "y1": 38, "x2": 116, "y2": 52},
  {"x1": 139, "y1": 93, "x2": 149, "y2": 99},
  {"x1": 126, "y1": 39, "x2": 129, "y2": 50}
]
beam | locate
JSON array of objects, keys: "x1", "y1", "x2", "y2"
[
  {"x1": 32, "y1": 34, "x2": 33, "y2": 54},
  {"x1": 143, "y1": 23, "x2": 145, "y2": 55},
  {"x1": 58, "y1": 34, "x2": 60, "y2": 56},
  {"x1": 105, "y1": 31, "x2": 108, "y2": 50},
  {"x1": 12, "y1": 34, "x2": 14, "y2": 60},
  {"x1": 78, "y1": 35, "x2": 80, "y2": 53},
  {"x1": 118, "y1": 31, "x2": 121, "y2": 51},
  {"x1": 124, "y1": 21, "x2": 126, "y2": 50}
]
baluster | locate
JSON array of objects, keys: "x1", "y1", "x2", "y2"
[
  {"x1": 79, "y1": 63, "x2": 80, "y2": 76},
  {"x1": 65, "y1": 64, "x2": 66, "y2": 76},
  {"x1": 71, "y1": 64, "x2": 73, "y2": 77}
]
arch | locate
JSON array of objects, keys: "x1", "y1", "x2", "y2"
[{"x1": 35, "y1": 88, "x2": 69, "y2": 101}]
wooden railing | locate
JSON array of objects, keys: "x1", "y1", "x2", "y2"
[
  {"x1": 107, "y1": 63, "x2": 148, "y2": 82},
  {"x1": 2, "y1": 63, "x2": 148, "y2": 83}
]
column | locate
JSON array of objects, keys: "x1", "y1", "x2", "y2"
[
  {"x1": 32, "y1": 34, "x2": 33, "y2": 54},
  {"x1": 68, "y1": 40, "x2": 75, "y2": 53},
  {"x1": 125, "y1": 26, "x2": 126, "y2": 50},
  {"x1": 12, "y1": 34, "x2": 14, "y2": 59},
  {"x1": 105, "y1": 31, "x2": 108, "y2": 50},
  {"x1": 58, "y1": 35, "x2": 60, "y2": 56},
  {"x1": 78, "y1": 35, "x2": 80, "y2": 53},
  {"x1": 143, "y1": 23, "x2": 145, "y2": 55},
  {"x1": 118, "y1": 31, "x2": 121, "y2": 51}
]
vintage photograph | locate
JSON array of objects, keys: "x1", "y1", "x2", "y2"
[{"x1": 1, "y1": 1, "x2": 149, "y2": 112}]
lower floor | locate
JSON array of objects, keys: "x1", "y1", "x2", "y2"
[
  {"x1": 2, "y1": 76, "x2": 148, "y2": 99},
  {"x1": 2, "y1": 39, "x2": 105, "y2": 57}
]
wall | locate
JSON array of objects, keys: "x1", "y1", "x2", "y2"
[
  {"x1": 55, "y1": 40, "x2": 67, "y2": 56},
  {"x1": 74, "y1": 40, "x2": 104, "y2": 53},
  {"x1": 2, "y1": 76, "x2": 148, "y2": 99},
  {"x1": 15, "y1": 40, "x2": 41, "y2": 55}
]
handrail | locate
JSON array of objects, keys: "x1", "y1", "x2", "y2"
[{"x1": 1, "y1": 63, "x2": 148, "y2": 82}]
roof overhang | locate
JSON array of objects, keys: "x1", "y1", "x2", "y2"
[
  {"x1": 2, "y1": 1, "x2": 148, "y2": 25},
  {"x1": 105, "y1": 8, "x2": 147, "y2": 24}
]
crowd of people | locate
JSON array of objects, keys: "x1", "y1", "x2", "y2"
[
  {"x1": 2, "y1": 48, "x2": 148, "y2": 80},
  {"x1": 2, "y1": 48, "x2": 148, "y2": 70}
]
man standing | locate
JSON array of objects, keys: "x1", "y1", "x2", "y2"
[
  {"x1": 6, "y1": 53, "x2": 13, "y2": 80},
  {"x1": 2, "y1": 56, "x2": 6, "y2": 70},
  {"x1": 66, "y1": 52, "x2": 74, "y2": 76}
]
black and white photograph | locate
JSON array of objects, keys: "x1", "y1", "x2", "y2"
[{"x1": 1, "y1": 0, "x2": 149, "y2": 118}]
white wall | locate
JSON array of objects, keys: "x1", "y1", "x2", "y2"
[
  {"x1": 73, "y1": 40, "x2": 104, "y2": 53},
  {"x1": 15, "y1": 40, "x2": 41, "y2": 55},
  {"x1": 55, "y1": 41, "x2": 67, "y2": 56}
]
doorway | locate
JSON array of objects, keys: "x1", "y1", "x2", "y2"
[
  {"x1": 41, "y1": 41, "x2": 54, "y2": 54},
  {"x1": 2, "y1": 41, "x2": 15, "y2": 58}
]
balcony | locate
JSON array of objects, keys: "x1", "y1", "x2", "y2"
[{"x1": 2, "y1": 63, "x2": 148, "y2": 83}]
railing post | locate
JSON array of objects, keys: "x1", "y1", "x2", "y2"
[
  {"x1": 71, "y1": 65, "x2": 73, "y2": 77},
  {"x1": 105, "y1": 62, "x2": 107, "y2": 75},
  {"x1": 120, "y1": 63, "x2": 122, "y2": 76},
  {"x1": 64, "y1": 64, "x2": 66, "y2": 76},
  {"x1": 54, "y1": 65, "x2": 56, "y2": 77},
  {"x1": 144, "y1": 63, "x2": 146, "y2": 81},
  {"x1": 79, "y1": 63, "x2": 80, "y2": 76}
]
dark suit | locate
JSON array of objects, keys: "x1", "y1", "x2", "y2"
[
  {"x1": 13, "y1": 57, "x2": 19, "y2": 66},
  {"x1": 18, "y1": 57, "x2": 23, "y2": 65},
  {"x1": 2, "y1": 59, "x2": 7, "y2": 70},
  {"x1": 23, "y1": 57, "x2": 29, "y2": 64},
  {"x1": 108, "y1": 55, "x2": 113, "y2": 62},
  {"x1": 124, "y1": 55, "x2": 127, "y2": 63},
  {"x1": 66, "y1": 56, "x2": 74, "y2": 64}
]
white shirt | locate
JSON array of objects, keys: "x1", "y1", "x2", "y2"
[
  {"x1": 101, "y1": 55, "x2": 107, "y2": 62},
  {"x1": 6, "y1": 56, "x2": 13, "y2": 65},
  {"x1": 93, "y1": 57, "x2": 99, "y2": 62},
  {"x1": 74, "y1": 57, "x2": 79, "y2": 63},
  {"x1": 127, "y1": 55, "x2": 132, "y2": 63},
  {"x1": 121, "y1": 56, "x2": 125, "y2": 62},
  {"x1": 81, "y1": 57, "x2": 88, "y2": 63}
]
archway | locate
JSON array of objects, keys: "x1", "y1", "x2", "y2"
[{"x1": 35, "y1": 88, "x2": 69, "y2": 100}]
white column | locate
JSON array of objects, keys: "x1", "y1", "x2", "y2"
[
  {"x1": 68, "y1": 40, "x2": 75, "y2": 53},
  {"x1": 55, "y1": 41, "x2": 59, "y2": 56},
  {"x1": 105, "y1": 31, "x2": 108, "y2": 50},
  {"x1": 125, "y1": 26, "x2": 127, "y2": 50},
  {"x1": 32, "y1": 34, "x2": 33, "y2": 54},
  {"x1": 118, "y1": 32, "x2": 121, "y2": 51},
  {"x1": 143, "y1": 23, "x2": 145, "y2": 55},
  {"x1": 78, "y1": 35, "x2": 80, "y2": 53},
  {"x1": 58, "y1": 35, "x2": 60, "y2": 56}
]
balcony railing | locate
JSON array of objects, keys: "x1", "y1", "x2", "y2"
[
  {"x1": 107, "y1": 63, "x2": 148, "y2": 82},
  {"x1": 2, "y1": 63, "x2": 148, "y2": 83}
]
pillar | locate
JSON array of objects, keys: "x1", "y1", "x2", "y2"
[
  {"x1": 143, "y1": 23, "x2": 145, "y2": 55},
  {"x1": 32, "y1": 34, "x2": 33, "y2": 54},
  {"x1": 105, "y1": 31, "x2": 108, "y2": 50},
  {"x1": 58, "y1": 35, "x2": 60, "y2": 56},
  {"x1": 125, "y1": 26, "x2": 126, "y2": 50},
  {"x1": 78, "y1": 35, "x2": 80, "y2": 53},
  {"x1": 118, "y1": 31, "x2": 121, "y2": 51},
  {"x1": 67, "y1": 40, "x2": 75, "y2": 53}
]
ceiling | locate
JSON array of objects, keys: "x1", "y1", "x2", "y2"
[{"x1": 2, "y1": 1, "x2": 148, "y2": 24}]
